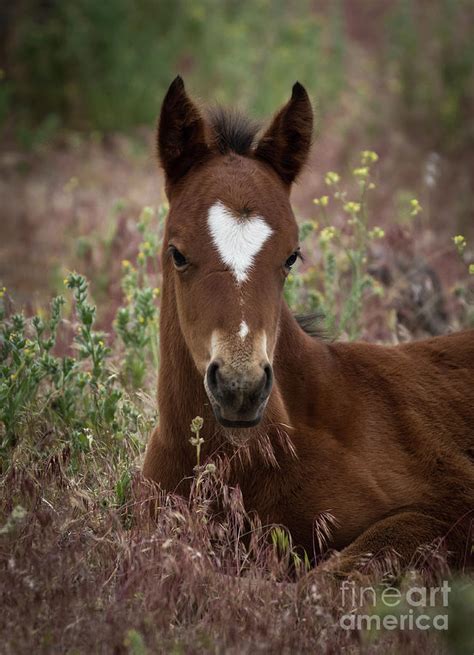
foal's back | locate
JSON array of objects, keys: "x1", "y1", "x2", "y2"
[
  {"x1": 327, "y1": 330, "x2": 474, "y2": 456},
  {"x1": 326, "y1": 329, "x2": 474, "y2": 515},
  {"x1": 296, "y1": 329, "x2": 474, "y2": 570}
]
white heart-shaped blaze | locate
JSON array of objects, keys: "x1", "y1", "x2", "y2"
[{"x1": 207, "y1": 201, "x2": 273, "y2": 283}]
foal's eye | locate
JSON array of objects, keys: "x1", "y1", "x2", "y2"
[
  {"x1": 284, "y1": 250, "x2": 300, "y2": 271},
  {"x1": 169, "y1": 246, "x2": 188, "y2": 270}
]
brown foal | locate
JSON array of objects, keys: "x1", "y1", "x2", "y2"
[{"x1": 143, "y1": 76, "x2": 474, "y2": 574}]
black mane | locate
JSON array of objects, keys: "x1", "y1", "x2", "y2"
[
  {"x1": 294, "y1": 312, "x2": 327, "y2": 339},
  {"x1": 206, "y1": 106, "x2": 260, "y2": 155}
]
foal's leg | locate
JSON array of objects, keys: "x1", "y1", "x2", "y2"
[{"x1": 323, "y1": 511, "x2": 471, "y2": 577}]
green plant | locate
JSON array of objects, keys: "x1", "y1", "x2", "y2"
[
  {"x1": 271, "y1": 525, "x2": 311, "y2": 575},
  {"x1": 0, "y1": 296, "x2": 69, "y2": 452},
  {"x1": 114, "y1": 205, "x2": 164, "y2": 389},
  {"x1": 285, "y1": 151, "x2": 387, "y2": 340},
  {"x1": 0, "y1": 272, "x2": 149, "y2": 471}
]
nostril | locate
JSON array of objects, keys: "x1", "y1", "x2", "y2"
[
  {"x1": 263, "y1": 364, "x2": 273, "y2": 394},
  {"x1": 207, "y1": 361, "x2": 220, "y2": 395}
]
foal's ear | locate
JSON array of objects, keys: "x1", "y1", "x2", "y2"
[
  {"x1": 254, "y1": 82, "x2": 313, "y2": 185},
  {"x1": 157, "y1": 76, "x2": 210, "y2": 188}
]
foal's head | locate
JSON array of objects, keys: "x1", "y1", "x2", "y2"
[{"x1": 158, "y1": 77, "x2": 313, "y2": 428}]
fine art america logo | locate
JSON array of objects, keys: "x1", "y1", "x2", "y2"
[{"x1": 339, "y1": 580, "x2": 451, "y2": 631}]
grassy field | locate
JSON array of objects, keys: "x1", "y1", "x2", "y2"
[
  {"x1": 1, "y1": 184, "x2": 473, "y2": 653},
  {"x1": 1, "y1": 1, "x2": 474, "y2": 653}
]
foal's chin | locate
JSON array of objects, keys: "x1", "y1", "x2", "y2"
[
  {"x1": 214, "y1": 410, "x2": 263, "y2": 430},
  {"x1": 206, "y1": 393, "x2": 268, "y2": 431}
]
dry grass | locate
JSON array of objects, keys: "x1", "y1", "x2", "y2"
[{"x1": 3, "y1": 443, "x2": 471, "y2": 654}]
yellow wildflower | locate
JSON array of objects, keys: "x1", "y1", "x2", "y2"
[
  {"x1": 372, "y1": 281, "x2": 384, "y2": 297},
  {"x1": 343, "y1": 201, "x2": 361, "y2": 215},
  {"x1": 469, "y1": 264, "x2": 474, "y2": 275},
  {"x1": 353, "y1": 167, "x2": 369, "y2": 179},
  {"x1": 313, "y1": 195, "x2": 329, "y2": 207},
  {"x1": 139, "y1": 206, "x2": 154, "y2": 223},
  {"x1": 410, "y1": 199, "x2": 422, "y2": 216},
  {"x1": 369, "y1": 226, "x2": 385, "y2": 240},
  {"x1": 319, "y1": 226, "x2": 337, "y2": 244},
  {"x1": 453, "y1": 235, "x2": 466, "y2": 254},
  {"x1": 324, "y1": 171, "x2": 340, "y2": 186},
  {"x1": 24, "y1": 339, "x2": 35, "y2": 356},
  {"x1": 361, "y1": 150, "x2": 378, "y2": 164}
]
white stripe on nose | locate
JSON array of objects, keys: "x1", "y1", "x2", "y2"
[{"x1": 239, "y1": 321, "x2": 249, "y2": 340}]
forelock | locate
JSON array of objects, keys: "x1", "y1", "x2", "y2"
[{"x1": 206, "y1": 106, "x2": 261, "y2": 156}]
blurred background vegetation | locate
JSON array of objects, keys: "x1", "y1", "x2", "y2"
[
  {"x1": 3, "y1": 0, "x2": 344, "y2": 132},
  {"x1": 1, "y1": 0, "x2": 472, "y2": 145},
  {"x1": 0, "y1": 0, "x2": 473, "y2": 326}
]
